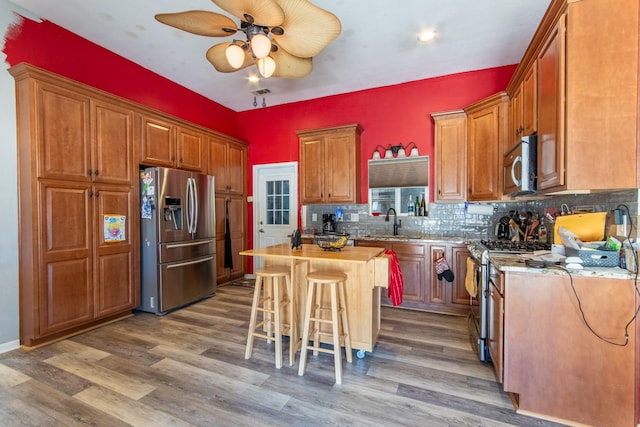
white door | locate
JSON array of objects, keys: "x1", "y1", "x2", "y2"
[{"x1": 253, "y1": 162, "x2": 298, "y2": 270}]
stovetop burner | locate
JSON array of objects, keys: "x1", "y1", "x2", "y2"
[{"x1": 479, "y1": 239, "x2": 551, "y2": 253}]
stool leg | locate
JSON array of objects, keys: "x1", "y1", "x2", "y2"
[
  {"x1": 329, "y1": 282, "x2": 343, "y2": 384},
  {"x1": 298, "y1": 280, "x2": 316, "y2": 377},
  {"x1": 273, "y1": 277, "x2": 282, "y2": 369},
  {"x1": 245, "y1": 275, "x2": 263, "y2": 360},
  {"x1": 265, "y1": 277, "x2": 273, "y2": 343},
  {"x1": 285, "y1": 274, "x2": 296, "y2": 366},
  {"x1": 338, "y1": 280, "x2": 353, "y2": 363},
  {"x1": 312, "y1": 280, "x2": 323, "y2": 356}
]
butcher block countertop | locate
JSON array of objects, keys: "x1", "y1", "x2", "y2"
[{"x1": 240, "y1": 243, "x2": 385, "y2": 263}]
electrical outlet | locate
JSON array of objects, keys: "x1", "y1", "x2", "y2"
[
  {"x1": 351, "y1": 213, "x2": 359, "y2": 222},
  {"x1": 312, "y1": 213, "x2": 317, "y2": 221}
]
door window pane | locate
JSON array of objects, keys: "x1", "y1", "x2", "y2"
[{"x1": 266, "y1": 179, "x2": 290, "y2": 225}]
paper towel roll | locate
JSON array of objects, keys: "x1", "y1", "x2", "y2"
[{"x1": 466, "y1": 203, "x2": 494, "y2": 216}]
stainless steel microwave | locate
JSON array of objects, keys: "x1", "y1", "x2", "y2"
[{"x1": 504, "y1": 134, "x2": 537, "y2": 196}]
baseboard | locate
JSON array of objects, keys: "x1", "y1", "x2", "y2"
[{"x1": 0, "y1": 339, "x2": 20, "y2": 354}]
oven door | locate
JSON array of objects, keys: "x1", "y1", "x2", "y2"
[{"x1": 468, "y1": 252, "x2": 490, "y2": 362}]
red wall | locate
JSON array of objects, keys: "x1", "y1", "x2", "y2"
[
  {"x1": 3, "y1": 16, "x2": 238, "y2": 137},
  {"x1": 3, "y1": 15, "x2": 515, "y2": 265}
]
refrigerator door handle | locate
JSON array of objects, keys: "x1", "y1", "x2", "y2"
[
  {"x1": 192, "y1": 177, "x2": 199, "y2": 234},
  {"x1": 186, "y1": 177, "x2": 196, "y2": 234},
  {"x1": 166, "y1": 256, "x2": 214, "y2": 269}
]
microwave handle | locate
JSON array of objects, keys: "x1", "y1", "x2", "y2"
[{"x1": 511, "y1": 156, "x2": 522, "y2": 186}]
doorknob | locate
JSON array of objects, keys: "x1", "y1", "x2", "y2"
[{"x1": 259, "y1": 229, "x2": 264, "y2": 233}]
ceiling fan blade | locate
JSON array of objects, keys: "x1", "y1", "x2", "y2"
[
  {"x1": 271, "y1": 0, "x2": 341, "y2": 58},
  {"x1": 211, "y1": 0, "x2": 284, "y2": 27},
  {"x1": 206, "y1": 42, "x2": 253, "y2": 72},
  {"x1": 155, "y1": 11, "x2": 237, "y2": 37},
  {"x1": 271, "y1": 42, "x2": 313, "y2": 78}
]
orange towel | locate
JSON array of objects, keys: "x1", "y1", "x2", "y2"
[
  {"x1": 465, "y1": 257, "x2": 477, "y2": 296},
  {"x1": 384, "y1": 249, "x2": 404, "y2": 306}
]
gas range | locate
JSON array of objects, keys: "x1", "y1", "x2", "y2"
[{"x1": 478, "y1": 239, "x2": 552, "y2": 254}]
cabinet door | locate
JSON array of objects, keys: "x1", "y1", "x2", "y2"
[
  {"x1": 467, "y1": 102, "x2": 504, "y2": 201},
  {"x1": 324, "y1": 132, "x2": 357, "y2": 203},
  {"x1": 139, "y1": 114, "x2": 175, "y2": 167},
  {"x1": 227, "y1": 143, "x2": 246, "y2": 195},
  {"x1": 488, "y1": 279, "x2": 504, "y2": 383},
  {"x1": 38, "y1": 180, "x2": 93, "y2": 335},
  {"x1": 208, "y1": 139, "x2": 228, "y2": 193},
  {"x1": 93, "y1": 184, "x2": 138, "y2": 317},
  {"x1": 215, "y1": 195, "x2": 245, "y2": 283},
  {"x1": 176, "y1": 127, "x2": 205, "y2": 172},
  {"x1": 451, "y1": 246, "x2": 471, "y2": 306},
  {"x1": 433, "y1": 113, "x2": 467, "y2": 202},
  {"x1": 37, "y1": 83, "x2": 91, "y2": 181},
  {"x1": 537, "y1": 14, "x2": 566, "y2": 190},
  {"x1": 391, "y1": 242, "x2": 426, "y2": 307},
  {"x1": 522, "y1": 65, "x2": 537, "y2": 136},
  {"x1": 508, "y1": 86, "x2": 523, "y2": 153},
  {"x1": 299, "y1": 136, "x2": 325, "y2": 204},
  {"x1": 92, "y1": 100, "x2": 134, "y2": 185}
]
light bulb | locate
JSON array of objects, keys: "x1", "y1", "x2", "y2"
[
  {"x1": 225, "y1": 43, "x2": 245, "y2": 69},
  {"x1": 258, "y1": 56, "x2": 276, "y2": 78},
  {"x1": 251, "y1": 33, "x2": 272, "y2": 59}
]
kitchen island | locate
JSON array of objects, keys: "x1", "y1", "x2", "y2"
[{"x1": 239, "y1": 243, "x2": 389, "y2": 358}]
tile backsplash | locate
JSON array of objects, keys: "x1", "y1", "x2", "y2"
[{"x1": 302, "y1": 189, "x2": 639, "y2": 241}]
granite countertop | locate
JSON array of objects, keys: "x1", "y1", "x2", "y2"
[
  {"x1": 489, "y1": 253, "x2": 635, "y2": 280},
  {"x1": 303, "y1": 233, "x2": 468, "y2": 244}
]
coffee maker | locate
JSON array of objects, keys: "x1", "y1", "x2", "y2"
[{"x1": 322, "y1": 213, "x2": 336, "y2": 234}]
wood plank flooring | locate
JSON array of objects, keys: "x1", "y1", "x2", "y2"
[{"x1": 0, "y1": 284, "x2": 566, "y2": 426}]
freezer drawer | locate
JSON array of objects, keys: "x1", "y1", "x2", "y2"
[
  {"x1": 159, "y1": 238, "x2": 215, "y2": 264},
  {"x1": 158, "y1": 254, "x2": 216, "y2": 313}
]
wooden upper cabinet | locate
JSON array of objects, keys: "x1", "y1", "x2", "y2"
[
  {"x1": 207, "y1": 136, "x2": 247, "y2": 195},
  {"x1": 139, "y1": 113, "x2": 176, "y2": 167},
  {"x1": 521, "y1": 65, "x2": 537, "y2": 136},
  {"x1": 36, "y1": 82, "x2": 91, "y2": 181},
  {"x1": 537, "y1": 14, "x2": 565, "y2": 191},
  {"x1": 464, "y1": 93, "x2": 507, "y2": 201},
  {"x1": 176, "y1": 126, "x2": 206, "y2": 172},
  {"x1": 298, "y1": 124, "x2": 362, "y2": 204},
  {"x1": 432, "y1": 110, "x2": 467, "y2": 202},
  {"x1": 92, "y1": 99, "x2": 135, "y2": 185},
  {"x1": 507, "y1": 86, "x2": 523, "y2": 153}
]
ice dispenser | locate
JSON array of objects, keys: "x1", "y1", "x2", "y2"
[{"x1": 163, "y1": 197, "x2": 183, "y2": 230}]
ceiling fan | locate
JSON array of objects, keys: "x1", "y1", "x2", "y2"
[{"x1": 155, "y1": 0, "x2": 341, "y2": 79}]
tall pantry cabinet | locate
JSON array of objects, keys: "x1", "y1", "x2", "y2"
[{"x1": 11, "y1": 64, "x2": 139, "y2": 347}]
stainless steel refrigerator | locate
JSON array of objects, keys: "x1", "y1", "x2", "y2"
[{"x1": 139, "y1": 166, "x2": 216, "y2": 314}]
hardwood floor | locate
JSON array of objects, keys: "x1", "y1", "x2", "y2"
[{"x1": 0, "y1": 284, "x2": 565, "y2": 426}]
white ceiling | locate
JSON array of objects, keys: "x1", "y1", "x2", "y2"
[{"x1": 8, "y1": 0, "x2": 551, "y2": 112}]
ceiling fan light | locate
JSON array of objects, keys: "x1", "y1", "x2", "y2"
[
  {"x1": 258, "y1": 56, "x2": 276, "y2": 78},
  {"x1": 225, "y1": 43, "x2": 245, "y2": 69},
  {"x1": 251, "y1": 33, "x2": 272, "y2": 59}
]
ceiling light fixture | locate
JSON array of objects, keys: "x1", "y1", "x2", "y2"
[
  {"x1": 371, "y1": 142, "x2": 419, "y2": 160},
  {"x1": 155, "y1": 0, "x2": 341, "y2": 79},
  {"x1": 418, "y1": 30, "x2": 436, "y2": 43}
]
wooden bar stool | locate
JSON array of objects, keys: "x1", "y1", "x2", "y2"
[
  {"x1": 245, "y1": 267, "x2": 294, "y2": 369},
  {"x1": 298, "y1": 271, "x2": 352, "y2": 384}
]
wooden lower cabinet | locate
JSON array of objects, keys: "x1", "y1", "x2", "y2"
[
  {"x1": 215, "y1": 195, "x2": 245, "y2": 284},
  {"x1": 502, "y1": 271, "x2": 636, "y2": 427},
  {"x1": 356, "y1": 239, "x2": 471, "y2": 315}
]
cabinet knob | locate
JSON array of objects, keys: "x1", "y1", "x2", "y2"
[
  {"x1": 95, "y1": 191, "x2": 100, "y2": 198},
  {"x1": 94, "y1": 169, "x2": 99, "y2": 176},
  {"x1": 87, "y1": 169, "x2": 92, "y2": 177}
]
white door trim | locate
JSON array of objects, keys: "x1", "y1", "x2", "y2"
[{"x1": 252, "y1": 162, "x2": 298, "y2": 267}]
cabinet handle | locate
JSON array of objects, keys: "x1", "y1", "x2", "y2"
[
  {"x1": 88, "y1": 169, "x2": 92, "y2": 177},
  {"x1": 89, "y1": 190, "x2": 93, "y2": 197},
  {"x1": 94, "y1": 169, "x2": 99, "y2": 176},
  {"x1": 95, "y1": 191, "x2": 99, "y2": 198}
]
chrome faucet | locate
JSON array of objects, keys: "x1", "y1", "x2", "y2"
[{"x1": 385, "y1": 208, "x2": 401, "y2": 235}]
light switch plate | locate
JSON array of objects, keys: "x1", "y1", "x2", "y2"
[
  {"x1": 351, "y1": 213, "x2": 359, "y2": 222},
  {"x1": 312, "y1": 213, "x2": 317, "y2": 221}
]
